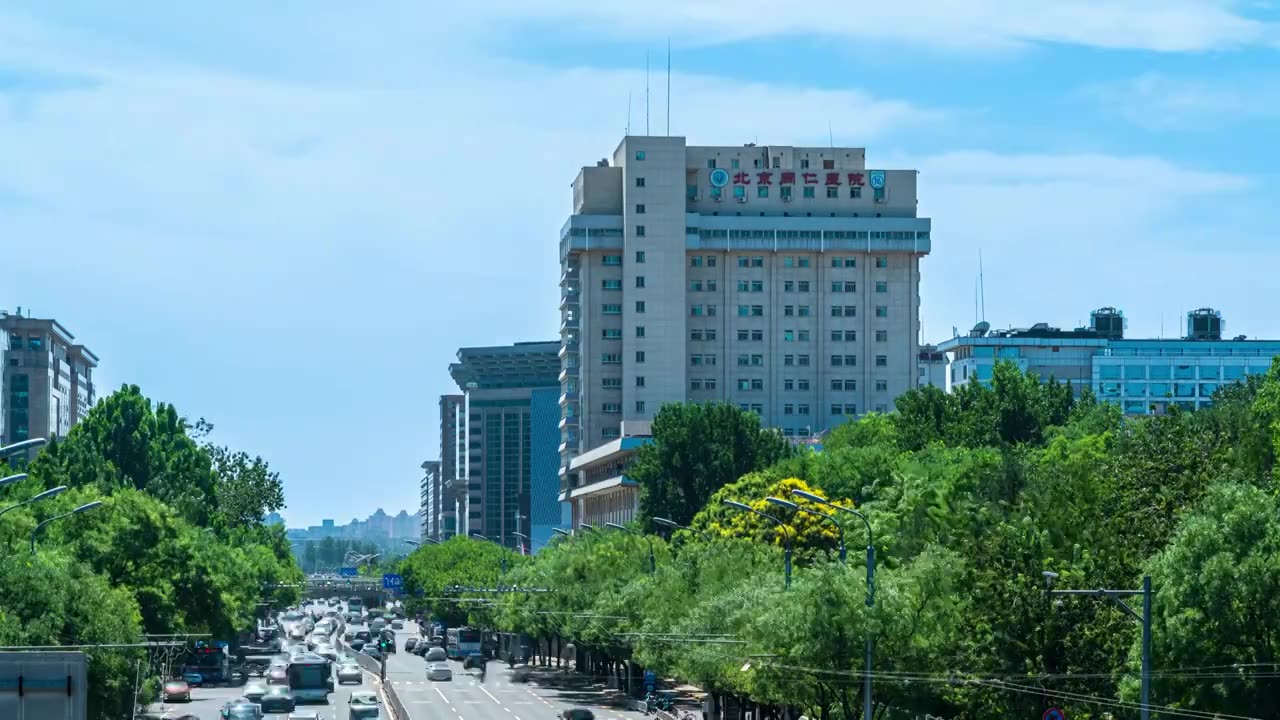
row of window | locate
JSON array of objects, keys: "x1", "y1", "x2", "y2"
[
  {"x1": 686, "y1": 304, "x2": 891, "y2": 318},
  {"x1": 695, "y1": 230, "x2": 921, "y2": 243},
  {"x1": 1098, "y1": 364, "x2": 1260, "y2": 381},
  {"x1": 683, "y1": 280, "x2": 889, "y2": 294},
  {"x1": 686, "y1": 255, "x2": 887, "y2": 269},
  {"x1": 697, "y1": 156, "x2": 840, "y2": 170},
  {"x1": 602, "y1": 401, "x2": 649, "y2": 414},
  {"x1": 7, "y1": 334, "x2": 45, "y2": 351}
]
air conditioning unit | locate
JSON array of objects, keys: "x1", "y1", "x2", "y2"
[
  {"x1": 736, "y1": 197, "x2": 747, "y2": 203},
  {"x1": 713, "y1": 195, "x2": 722, "y2": 202},
  {"x1": 782, "y1": 195, "x2": 792, "y2": 203}
]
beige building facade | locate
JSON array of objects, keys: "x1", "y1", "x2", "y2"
[
  {"x1": 1, "y1": 310, "x2": 98, "y2": 448},
  {"x1": 558, "y1": 137, "x2": 931, "y2": 484}
]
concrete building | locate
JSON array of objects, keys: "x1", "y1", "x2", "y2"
[
  {"x1": 1, "y1": 309, "x2": 98, "y2": 448},
  {"x1": 917, "y1": 344, "x2": 947, "y2": 389},
  {"x1": 938, "y1": 307, "x2": 1280, "y2": 415},
  {"x1": 437, "y1": 394, "x2": 464, "y2": 540},
  {"x1": 419, "y1": 460, "x2": 441, "y2": 539},
  {"x1": 561, "y1": 421, "x2": 652, "y2": 529},
  {"x1": 558, "y1": 136, "x2": 931, "y2": 490},
  {"x1": 449, "y1": 342, "x2": 561, "y2": 548}
]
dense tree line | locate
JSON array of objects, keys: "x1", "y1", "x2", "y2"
[
  {"x1": 0, "y1": 385, "x2": 301, "y2": 719},
  {"x1": 399, "y1": 364, "x2": 1280, "y2": 719}
]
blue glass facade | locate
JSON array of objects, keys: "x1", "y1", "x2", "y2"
[{"x1": 529, "y1": 387, "x2": 567, "y2": 551}]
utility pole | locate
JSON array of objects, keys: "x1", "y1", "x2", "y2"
[{"x1": 1043, "y1": 573, "x2": 1153, "y2": 720}]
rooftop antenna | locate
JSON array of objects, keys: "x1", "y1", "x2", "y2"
[
  {"x1": 828, "y1": 120, "x2": 834, "y2": 148},
  {"x1": 626, "y1": 91, "x2": 631, "y2": 136},
  {"x1": 666, "y1": 38, "x2": 671, "y2": 136},
  {"x1": 978, "y1": 249, "x2": 986, "y2": 322},
  {"x1": 645, "y1": 51, "x2": 650, "y2": 136},
  {"x1": 974, "y1": 279, "x2": 979, "y2": 325}
]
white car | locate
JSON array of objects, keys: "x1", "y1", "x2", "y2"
[
  {"x1": 314, "y1": 644, "x2": 338, "y2": 661},
  {"x1": 348, "y1": 690, "x2": 381, "y2": 719},
  {"x1": 427, "y1": 662, "x2": 452, "y2": 681},
  {"x1": 337, "y1": 663, "x2": 363, "y2": 685}
]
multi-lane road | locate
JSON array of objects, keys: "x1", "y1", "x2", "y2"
[{"x1": 143, "y1": 603, "x2": 645, "y2": 720}]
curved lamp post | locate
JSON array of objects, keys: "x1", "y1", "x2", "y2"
[
  {"x1": 792, "y1": 488, "x2": 875, "y2": 720},
  {"x1": 31, "y1": 500, "x2": 104, "y2": 554},
  {"x1": 469, "y1": 532, "x2": 509, "y2": 575},
  {"x1": 0, "y1": 473, "x2": 29, "y2": 489},
  {"x1": 0, "y1": 485, "x2": 66, "y2": 520},
  {"x1": 766, "y1": 496, "x2": 846, "y2": 564},
  {"x1": 721, "y1": 500, "x2": 794, "y2": 590},
  {"x1": 605, "y1": 522, "x2": 656, "y2": 575},
  {"x1": 551, "y1": 528, "x2": 572, "y2": 537},
  {"x1": 0, "y1": 438, "x2": 47, "y2": 459},
  {"x1": 513, "y1": 531, "x2": 545, "y2": 555}
]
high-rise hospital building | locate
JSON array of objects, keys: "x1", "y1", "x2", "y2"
[{"x1": 557, "y1": 136, "x2": 932, "y2": 483}]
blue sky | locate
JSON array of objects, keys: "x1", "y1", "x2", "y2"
[{"x1": 2, "y1": 1, "x2": 1277, "y2": 526}]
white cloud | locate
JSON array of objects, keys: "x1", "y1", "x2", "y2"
[
  {"x1": 1082, "y1": 72, "x2": 1280, "y2": 130},
  {"x1": 468, "y1": 0, "x2": 1273, "y2": 52}
]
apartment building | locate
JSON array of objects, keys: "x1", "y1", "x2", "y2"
[
  {"x1": 939, "y1": 307, "x2": 1280, "y2": 415},
  {"x1": 432, "y1": 394, "x2": 464, "y2": 540},
  {"x1": 558, "y1": 136, "x2": 931, "y2": 487},
  {"x1": 449, "y1": 342, "x2": 560, "y2": 548},
  {"x1": 419, "y1": 460, "x2": 441, "y2": 539},
  {"x1": 1, "y1": 309, "x2": 99, "y2": 449}
]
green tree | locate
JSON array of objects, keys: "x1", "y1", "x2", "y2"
[{"x1": 632, "y1": 402, "x2": 792, "y2": 527}]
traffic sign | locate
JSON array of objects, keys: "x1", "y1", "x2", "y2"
[
  {"x1": 1043, "y1": 708, "x2": 1066, "y2": 720},
  {"x1": 339, "y1": 567, "x2": 358, "y2": 577},
  {"x1": 382, "y1": 573, "x2": 403, "y2": 589}
]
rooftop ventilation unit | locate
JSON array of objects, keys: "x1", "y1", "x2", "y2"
[
  {"x1": 1186, "y1": 308, "x2": 1223, "y2": 341},
  {"x1": 1089, "y1": 307, "x2": 1126, "y2": 340}
]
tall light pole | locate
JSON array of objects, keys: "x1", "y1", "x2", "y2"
[
  {"x1": 512, "y1": 531, "x2": 543, "y2": 554},
  {"x1": 721, "y1": 500, "x2": 793, "y2": 590},
  {"x1": 0, "y1": 473, "x2": 29, "y2": 489},
  {"x1": 1043, "y1": 572, "x2": 1153, "y2": 720},
  {"x1": 551, "y1": 528, "x2": 572, "y2": 537},
  {"x1": 605, "y1": 522, "x2": 656, "y2": 575},
  {"x1": 792, "y1": 488, "x2": 875, "y2": 720},
  {"x1": 0, "y1": 485, "x2": 66, "y2": 520},
  {"x1": 470, "y1": 532, "x2": 509, "y2": 575},
  {"x1": 766, "y1": 496, "x2": 845, "y2": 564},
  {"x1": 0, "y1": 438, "x2": 47, "y2": 459},
  {"x1": 31, "y1": 500, "x2": 104, "y2": 554}
]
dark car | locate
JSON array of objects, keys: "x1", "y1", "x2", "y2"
[
  {"x1": 404, "y1": 637, "x2": 418, "y2": 652},
  {"x1": 258, "y1": 685, "x2": 295, "y2": 713},
  {"x1": 559, "y1": 710, "x2": 595, "y2": 720},
  {"x1": 462, "y1": 653, "x2": 485, "y2": 671}
]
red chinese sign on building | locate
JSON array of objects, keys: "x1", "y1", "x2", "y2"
[{"x1": 717, "y1": 170, "x2": 870, "y2": 187}]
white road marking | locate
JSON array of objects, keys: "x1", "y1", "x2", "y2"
[
  {"x1": 434, "y1": 686, "x2": 451, "y2": 704},
  {"x1": 478, "y1": 685, "x2": 501, "y2": 704}
]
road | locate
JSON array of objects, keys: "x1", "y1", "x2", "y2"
[{"x1": 382, "y1": 621, "x2": 649, "y2": 720}]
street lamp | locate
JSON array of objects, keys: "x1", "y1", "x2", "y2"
[
  {"x1": 0, "y1": 438, "x2": 47, "y2": 459},
  {"x1": 469, "y1": 532, "x2": 509, "y2": 575},
  {"x1": 0, "y1": 473, "x2": 29, "y2": 489},
  {"x1": 721, "y1": 500, "x2": 794, "y2": 590},
  {"x1": 791, "y1": 488, "x2": 875, "y2": 720},
  {"x1": 766, "y1": 497, "x2": 846, "y2": 563},
  {"x1": 1043, "y1": 571, "x2": 1154, "y2": 720},
  {"x1": 551, "y1": 528, "x2": 572, "y2": 537},
  {"x1": 605, "y1": 522, "x2": 656, "y2": 575},
  {"x1": 31, "y1": 500, "x2": 104, "y2": 554},
  {"x1": 0, "y1": 485, "x2": 67, "y2": 520},
  {"x1": 404, "y1": 540, "x2": 421, "y2": 547},
  {"x1": 512, "y1": 531, "x2": 542, "y2": 555}
]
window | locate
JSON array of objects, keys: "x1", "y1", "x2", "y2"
[
  {"x1": 798, "y1": 355, "x2": 810, "y2": 366},
  {"x1": 752, "y1": 379, "x2": 765, "y2": 391},
  {"x1": 601, "y1": 353, "x2": 622, "y2": 364},
  {"x1": 636, "y1": 326, "x2": 645, "y2": 338},
  {"x1": 8, "y1": 334, "x2": 21, "y2": 350},
  {"x1": 798, "y1": 305, "x2": 811, "y2": 317},
  {"x1": 705, "y1": 354, "x2": 717, "y2": 365},
  {"x1": 849, "y1": 187, "x2": 862, "y2": 199},
  {"x1": 803, "y1": 186, "x2": 815, "y2": 198},
  {"x1": 636, "y1": 276, "x2": 646, "y2": 288},
  {"x1": 826, "y1": 186, "x2": 839, "y2": 198},
  {"x1": 706, "y1": 329, "x2": 718, "y2": 341},
  {"x1": 831, "y1": 330, "x2": 844, "y2": 342},
  {"x1": 731, "y1": 159, "x2": 739, "y2": 169},
  {"x1": 752, "y1": 256, "x2": 764, "y2": 267},
  {"x1": 737, "y1": 329, "x2": 750, "y2": 341},
  {"x1": 832, "y1": 306, "x2": 843, "y2": 317},
  {"x1": 875, "y1": 281, "x2": 888, "y2": 293},
  {"x1": 798, "y1": 379, "x2": 810, "y2": 391},
  {"x1": 784, "y1": 355, "x2": 795, "y2": 366},
  {"x1": 844, "y1": 379, "x2": 857, "y2": 391},
  {"x1": 737, "y1": 354, "x2": 751, "y2": 366},
  {"x1": 602, "y1": 328, "x2": 622, "y2": 339},
  {"x1": 708, "y1": 158, "x2": 717, "y2": 169},
  {"x1": 603, "y1": 427, "x2": 621, "y2": 439},
  {"x1": 831, "y1": 379, "x2": 843, "y2": 391},
  {"x1": 603, "y1": 402, "x2": 621, "y2": 413},
  {"x1": 691, "y1": 256, "x2": 704, "y2": 267},
  {"x1": 784, "y1": 306, "x2": 795, "y2": 317},
  {"x1": 690, "y1": 280, "x2": 703, "y2": 292},
  {"x1": 603, "y1": 255, "x2": 622, "y2": 266},
  {"x1": 801, "y1": 159, "x2": 810, "y2": 169},
  {"x1": 691, "y1": 355, "x2": 704, "y2": 366},
  {"x1": 875, "y1": 306, "x2": 888, "y2": 318},
  {"x1": 602, "y1": 377, "x2": 622, "y2": 388},
  {"x1": 844, "y1": 330, "x2": 857, "y2": 341},
  {"x1": 751, "y1": 280, "x2": 763, "y2": 293},
  {"x1": 707, "y1": 304, "x2": 717, "y2": 316},
  {"x1": 738, "y1": 305, "x2": 750, "y2": 317},
  {"x1": 635, "y1": 204, "x2": 646, "y2": 214},
  {"x1": 635, "y1": 250, "x2": 646, "y2": 263},
  {"x1": 875, "y1": 355, "x2": 888, "y2": 367},
  {"x1": 844, "y1": 281, "x2": 857, "y2": 292},
  {"x1": 603, "y1": 304, "x2": 622, "y2": 314},
  {"x1": 875, "y1": 256, "x2": 888, "y2": 268},
  {"x1": 751, "y1": 305, "x2": 764, "y2": 317},
  {"x1": 832, "y1": 404, "x2": 844, "y2": 415},
  {"x1": 635, "y1": 301, "x2": 646, "y2": 313},
  {"x1": 784, "y1": 256, "x2": 795, "y2": 268},
  {"x1": 636, "y1": 401, "x2": 646, "y2": 413},
  {"x1": 785, "y1": 280, "x2": 797, "y2": 292},
  {"x1": 845, "y1": 355, "x2": 857, "y2": 366},
  {"x1": 784, "y1": 330, "x2": 795, "y2": 342},
  {"x1": 831, "y1": 281, "x2": 843, "y2": 293},
  {"x1": 691, "y1": 305, "x2": 703, "y2": 316},
  {"x1": 781, "y1": 185, "x2": 793, "y2": 200},
  {"x1": 876, "y1": 379, "x2": 888, "y2": 392},
  {"x1": 798, "y1": 404, "x2": 810, "y2": 415},
  {"x1": 635, "y1": 150, "x2": 646, "y2": 161},
  {"x1": 705, "y1": 378, "x2": 717, "y2": 390},
  {"x1": 784, "y1": 404, "x2": 795, "y2": 415},
  {"x1": 635, "y1": 225, "x2": 646, "y2": 237},
  {"x1": 823, "y1": 159, "x2": 834, "y2": 170},
  {"x1": 758, "y1": 186, "x2": 769, "y2": 198},
  {"x1": 635, "y1": 351, "x2": 646, "y2": 363},
  {"x1": 831, "y1": 355, "x2": 844, "y2": 367},
  {"x1": 737, "y1": 280, "x2": 750, "y2": 292},
  {"x1": 690, "y1": 379, "x2": 702, "y2": 390},
  {"x1": 876, "y1": 330, "x2": 888, "y2": 342},
  {"x1": 738, "y1": 379, "x2": 751, "y2": 391},
  {"x1": 734, "y1": 185, "x2": 746, "y2": 199},
  {"x1": 751, "y1": 354, "x2": 764, "y2": 366},
  {"x1": 846, "y1": 404, "x2": 858, "y2": 414},
  {"x1": 737, "y1": 256, "x2": 750, "y2": 268},
  {"x1": 798, "y1": 280, "x2": 810, "y2": 291},
  {"x1": 602, "y1": 279, "x2": 622, "y2": 290},
  {"x1": 636, "y1": 376, "x2": 645, "y2": 388},
  {"x1": 845, "y1": 258, "x2": 856, "y2": 268},
  {"x1": 708, "y1": 256, "x2": 717, "y2": 267},
  {"x1": 636, "y1": 177, "x2": 646, "y2": 187},
  {"x1": 784, "y1": 379, "x2": 794, "y2": 391}
]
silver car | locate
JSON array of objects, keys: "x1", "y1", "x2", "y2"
[
  {"x1": 242, "y1": 679, "x2": 268, "y2": 702},
  {"x1": 337, "y1": 663, "x2": 363, "y2": 685},
  {"x1": 348, "y1": 690, "x2": 381, "y2": 719},
  {"x1": 427, "y1": 662, "x2": 452, "y2": 681}
]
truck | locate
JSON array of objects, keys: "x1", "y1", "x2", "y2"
[{"x1": 0, "y1": 651, "x2": 88, "y2": 720}]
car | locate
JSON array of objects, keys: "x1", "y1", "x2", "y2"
[
  {"x1": 289, "y1": 713, "x2": 322, "y2": 720},
  {"x1": 242, "y1": 679, "x2": 268, "y2": 702},
  {"x1": 558, "y1": 710, "x2": 596, "y2": 720},
  {"x1": 363, "y1": 645, "x2": 383, "y2": 661},
  {"x1": 424, "y1": 647, "x2": 447, "y2": 663},
  {"x1": 267, "y1": 665, "x2": 288, "y2": 685},
  {"x1": 315, "y1": 644, "x2": 338, "y2": 661},
  {"x1": 220, "y1": 700, "x2": 264, "y2": 719},
  {"x1": 162, "y1": 679, "x2": 191, "y2": 702},
  {"x1": 348, "y1": 690, "x2": 381, "y2": 719},
  {"x1": 404, "y1": 637, "x2": 418, "y2": 652},
  {"x1": 427, "y1": 662, "x2": 452, "y2": 681},
  {"x1": 390, "y1": 620, "x2": 404, "y2": 629},
  {"x1": 463, "y1": 653, "x2": 486, "y2": 672},
  {"x1": 354, "y1": 630, "x2": 372, "y2": 644},
  {"x1": 258, "y1": 684, "x2": 296, "y2": 713},
  {"x1": 509, "y1": 663, "x2": 532, "y2": 683},
  {"x1": 349, "y1": 638, "x2": 366, "y2": 651},
  {"x1": 411, "y1": 641, "x2": 429, "y2": 656},
  {"x1": 337, "y1": 663, "x2": 363, "y2": 685}
]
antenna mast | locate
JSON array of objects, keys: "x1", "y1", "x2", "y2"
[
  {"x1": 828, "y1": 120, "x2": 834, "y2": 148},
  {"x1": 979, "y1": 249, "x2": 986, "y2": 322},
  {"x1": 645, "y1": 52, "x2": 650, "y2": 136},
  {"x1": 627, "y1": 92, "x2": 632, "y2": 136},
  {"x1": 666, "y1": 38, "x2": 671, "y2": 136}
]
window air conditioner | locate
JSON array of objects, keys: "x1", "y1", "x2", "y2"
[{"x1": 736, "y1": 197, "x2": 747, "y2": 203}]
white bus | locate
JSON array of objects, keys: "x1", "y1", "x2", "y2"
[{"x1": 287, "y1": 653, "x2": 333, "y2": 704}]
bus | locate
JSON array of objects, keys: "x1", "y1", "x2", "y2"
[
  {"x1": 182, "y1": 642, "x2": 231, "y2": 685},
  {"x1": 287, "y1": 653, "x2": 333, "y2": 704},
  {"x1": 346, "y1": 596, "x2": 364, "y2": 617},
  {"x1": 446, "y1": 627, "x2": 482, "y2": 660}
]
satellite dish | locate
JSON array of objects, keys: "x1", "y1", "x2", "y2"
[{"x1": 970, "y1": 321, "x2": 990, "y2": 337}]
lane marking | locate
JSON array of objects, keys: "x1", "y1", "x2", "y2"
[
  {"x1": 478, "y1": 685, "x2": 502, "y2": 704},
  {"x1": 434, "y1": 686, "x2": 451, "y2": 704}
]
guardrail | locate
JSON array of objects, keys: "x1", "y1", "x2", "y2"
[{"x1": 334, "y1": 636, "x2": 409, "y2": 720}]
